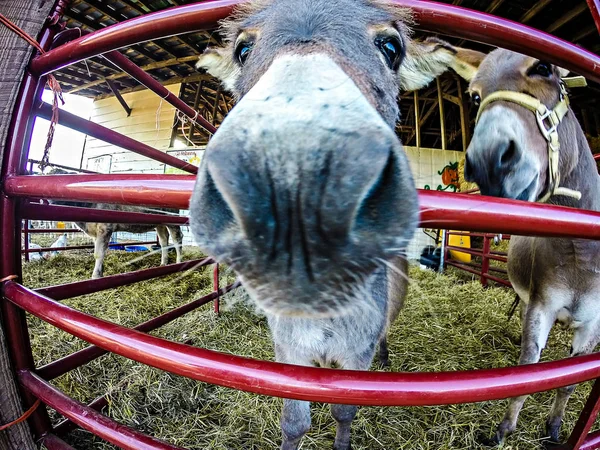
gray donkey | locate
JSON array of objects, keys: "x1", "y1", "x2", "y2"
[
  {"x1": 440, "y1": 43, "x2": 600, "y2": 446},
  {"x1": 189, "y1": 1, "x2": 463, "y2": 448}
]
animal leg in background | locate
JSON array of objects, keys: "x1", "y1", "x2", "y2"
[
  {"x1": 167, "y1": 226, "x2": 183, "y2": 263},
  {"x1": 92, "y1": 227, "x2": 113, "y2": 279},
  {"x1": 490, "y1": 302, "x2": 556, "y2": 445},
  {"x1": 545, "y1": 317, "x2": 600, "y2": 442},
  {"x1": 156, "y1": 225, "x2": 171, "y2": 266}
]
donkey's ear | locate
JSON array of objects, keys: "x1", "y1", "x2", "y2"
[
  {"x1": 196, "y1": 47, "x2": 240, "y2": 92},
  {"x1": 399, "y1": 37, "x2": 486, "y2": 91},
  {"x1": 556, "y1": 67, "x2": 571, "y2": 78}
]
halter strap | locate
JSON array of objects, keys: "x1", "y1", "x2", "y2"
[{"x1": 474, "y1": 76, "x2": 587, "y2": 203}]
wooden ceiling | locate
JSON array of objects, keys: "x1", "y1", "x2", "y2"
[{"x1": 55, "y1": 0, "x2": 600, "y2": 147}]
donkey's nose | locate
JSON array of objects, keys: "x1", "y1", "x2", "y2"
[{"x1": 200, "y1": 123, "x2": 396, "y2": 252}]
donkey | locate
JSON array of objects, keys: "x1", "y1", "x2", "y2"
[
  {"x1": 47, "y1": 169, "x2": 184, "y2": 278},
  {"x1": 444, "y1": 45, "x2": 600, "y2": 446},
  {"x1": 188, "y1": 1, "x2": 463, "y2": 448}
]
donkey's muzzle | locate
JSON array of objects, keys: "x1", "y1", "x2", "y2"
[{"x1": 189, "y1": 53, "x2": 417, "y2": 315}]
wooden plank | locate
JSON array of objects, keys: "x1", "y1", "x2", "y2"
[
  {"x1": 413, "y1": 91, "x2": 421, "y2": 148},
  {"x1": 520, "y1": 0, "x2": 553, "y2": 24},
  {"x1": 546, "y1": 2, "x2": 588, "y2": 33},
  {"x1": 437, "y1": 78, "x2": 446, "y2": 150},
  {"x1": 457, "y1": 77, "x2": 470, "y2": 152}
]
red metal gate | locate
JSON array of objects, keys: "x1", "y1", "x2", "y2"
[{"x1": 2, "y1": 1, "x2": 600, "y2": 449}]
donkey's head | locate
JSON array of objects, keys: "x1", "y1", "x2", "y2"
[
  {"x1": 460, "y1": 48, "x2": 582, "y2": 202},
  {"x1": 189, "y1": 0, "x2": 457, "y2": 317}
]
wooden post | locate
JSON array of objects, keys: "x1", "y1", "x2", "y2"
[
  {"x1": 211, "y1": 86, "x2": 222, "y2": 126},
  {"x1": 457, "y1": 77, "x2": 470, "y2": 151},
  {"x1": 188, "y1": 81, "x2": 203, "y2": 142},
  {"x1": 413, "y1": 91, "x2": 421, "y2": 148},
  {"x1": 437, "y1": 78, "x2": 447, "y2": 150}
]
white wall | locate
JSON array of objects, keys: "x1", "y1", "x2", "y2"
[{"x1": 403, "y1": 146, "x2": 463, "y2": 260}]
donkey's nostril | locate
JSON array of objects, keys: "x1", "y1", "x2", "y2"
[{"x1": 500, "y1": 140, "x2": 517, "y2": 167}]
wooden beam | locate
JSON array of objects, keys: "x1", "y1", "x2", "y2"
[
  {"x1": 437, "y1": 78, "x2": 446, "y2": 150},
  {"x1": 571, "y1": 24, "x2": 598, "y2": 42},
  {"x1": 67, "y1": 56, "x2": 200, "y2": 94},
  {"x1": 485, "y1": 0, "x2": 505, "y2": 15},
  {"x1": 94, "y1": 73, "x2": 214, "y2": 99},
  {"x1": 457, "y1": 77, "x2": 469, "y2": 152},
  {"x1": 211, "y1": 86, "x2": 222, "y2": 125},
  {"x1": 188, "y1": 81, "x2": 204, "y2": 141},
  {"x1": 413, "y1": 91, "x2": 421, "y2": 148},
  {"x1": 520, "y1": 0, "x2": 553, "y2": 24},
  {"x1": 105, "y1": 80, "x2": 132, "y2": 116},
  {"x1": 546, "y1": 2, "x2": 589, "y2": 33}
]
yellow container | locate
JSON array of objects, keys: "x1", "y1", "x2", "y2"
[
  {"x1": 448, "y1": 231, "x2": 471, "y2": 263},
  {"x1": 57, "y1": 221, "x2": 66, "y2": 229}
]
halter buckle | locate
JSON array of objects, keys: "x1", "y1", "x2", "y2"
[{"x1": 535, "y1": 108, "x2": 558, "y2": 144}]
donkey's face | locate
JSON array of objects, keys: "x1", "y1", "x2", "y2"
[
  {"x1": 190, "y1": 0, "x2": 452, "y2": 317},
  {"x1": 465, "y1": 49, "x2": 571, "y2": 200}
]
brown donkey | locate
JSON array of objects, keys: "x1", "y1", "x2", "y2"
[{"x1": 446, "y1": 45, "x2": 599, "y2": 446}]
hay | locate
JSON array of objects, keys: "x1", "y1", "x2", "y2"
[
  {"x1": 458, "y1": 156, "x2": 479, "y2": 192},
  {"x1": 25, "y1": 254, "x2": 596, "y2": 450}
]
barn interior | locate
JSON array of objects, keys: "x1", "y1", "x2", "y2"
[{"x1": 52, "y1": 0, "x2": 600, "y2": 151}]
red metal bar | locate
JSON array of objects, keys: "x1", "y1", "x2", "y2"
[
  {"x1": 41, "y1": 433, "x2": 77, "y2": 450},
  {"x1": 22, "y1": 240, "x2": 157, "y2": 254},
  {"x1": 101, "y1": 51, "x2": 216, "y2": 135},
  {"x1": 213, "y1": 263, "x2": 220, "y2": 314},
  {"x1": 37, "y1": 257, "x2": 213, "y2": 301},
  {"x1": 0, "y1": 3, "x2": 67, "y2": 436},
  {"x1": 29, "y1": 1, "x2": 600, "y2": 83},
  {"x1": 5, "y1": 175, "x2": 194, "y2": 209},
  {"x1": 37, "y1": 102, "x2": 198, "y2": 174},
  {"x1": 445, "y1": 245, "x2": 508, "y2": 263},
  {"x1": 38, "y1": 281, "x2": 239, "y2": 380},
  {"x1": 586, "y1": 0, "x2": 600, "y2": 35},
  {"x1": 445, "y1": 260, "x2": 512, "y2": 288},
  {"x1": 53, "y1": 394, "x2": 109, "y2": 436},
  {"x1": 19, "y1": 370, "x2": 185, "y2": 450},
  {"x1": 22, "y1": 228, "x2": 82, "y2": 233},
  {"x1": 23, "y1": 220, "x2": 30, "y2": 262},
  {"x1": 21, "y1": 202, "x2": 188, "y2": 226},
  {"x1": 9, "y1": 280, "x2": 600, "y2": 406},
  {"x1": 567, "y1": 379, "x2": 600, "y2": 450},
  {"x1": 8, "y1": 179, "x2": 600, "y2": 239},
  {"x1": 580, "y1": 430, "x2": 600, "y2": 450},
  {"x1": 452, "y1": 260, "x2": 508, "y2": 275}
]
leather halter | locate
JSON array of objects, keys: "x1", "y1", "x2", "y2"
[{"x1": 474, "y1": 76, "x2": 587, "y2": 203}]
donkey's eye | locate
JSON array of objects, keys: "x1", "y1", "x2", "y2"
[
  {"x1": 375, "y1": 36, "x2": 403, "y2": 70},
  {"x1": 235, "y1": 41, "x2": 254, "y2": 65},
  {"x1": 530, "y1": 62, "x2": 552, "y2": 78},
  {"x1": 471, "y1": 93, "x2": 481, "y2": 107}
]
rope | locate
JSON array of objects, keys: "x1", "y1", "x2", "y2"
[
  {"x1": 0, "y1": 275, "x2": 18, "y2": 283},
  {"x1": 0, "y1": 399, "x2": 41, "y2": 431},
  {"x1": 0, "y1": 13, "x2": 64, "y2": 172}
]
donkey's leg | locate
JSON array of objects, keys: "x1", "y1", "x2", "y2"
[
  {"x1": 156, "y1": 225, "x2": 170, "y2": 266},
  {"x1": 92, "y1": 228, "x2": 112, "y2": 279},
  {"x1": 488, "y1": 303, "x2": 555, "y2": 445},
  {"x1": 545, "y1": 322, "x2": 600, "y2": 443},
  {"x1": 275, "y1": 346, "x2": 312, "y2": 450},
  {"x1": 167, "y1": 226, "x2": 183, "y2": 263},
  {"x1": 331, "y1": 350, "x2": 375, "y2": 450},
  {"x1": 377, "y1": 335, "x2": 390, "y2": 368}
]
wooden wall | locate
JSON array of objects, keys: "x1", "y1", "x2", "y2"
[{"x1": 82, "y1": 84, "x2": 180, "y2": 174}]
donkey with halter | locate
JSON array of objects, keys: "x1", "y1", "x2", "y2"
[
  {"x1": 47, "y1": 168, "x2": 184, "y2": 279},
  {"x1": 442, "y1": 44, "x2": 598, "y2": 446},
  {"x1": 189, "y1": 1, "x2": 461, "y2": 448}
]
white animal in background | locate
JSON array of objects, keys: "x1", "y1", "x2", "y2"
[
  {"x1": 45, "y1": 233, "x2": 68, "y2": 258},
  {"x1": 28, "y1": 242, "x2": 44, "y2": 261}
]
